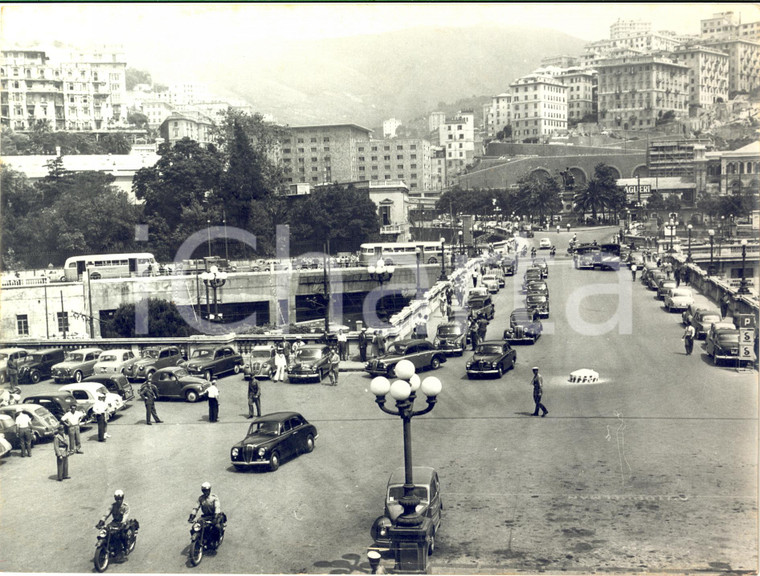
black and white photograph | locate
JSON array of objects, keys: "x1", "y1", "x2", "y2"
[{"x1": 0, "y1": 2, "x2": 758, "y2": 574}]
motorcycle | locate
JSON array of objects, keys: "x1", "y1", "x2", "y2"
[
  {"x1": 189, "y1": 513, "x2": 227, "y2": 566},
  {"x1": 94, "y1": 519, "x2": 139, "y2": 572}
]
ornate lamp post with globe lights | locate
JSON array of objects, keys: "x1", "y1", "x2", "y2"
[
  {"x1": 686, "y1": 224, "x2": 693, "y2": 263},
  {"x1": 200, "y1": 265, "x2": 227, "y2": 322},
  {"x1": 370, "y1": 360, "x2": 442, "y2": 573},
  {"x1": 738, "y1": 239, "x2": 750, "y2": 295},
  {"x1": 439, "y1": 237, "x2": 446, "y2": 281},
  {"x1": 368, "y1": 258, "x2": 395, "y2": 321},
  {"x1": 708, "y1": 229, "x2": 715, "y2": 276}
]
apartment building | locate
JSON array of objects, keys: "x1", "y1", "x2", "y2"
[
  {"x1": 596, "y1": 54, "x2": 689, "y2": 131},
  {"x1": 701, "y1": 11, "x2": 760, "y2": 42},
  {"x1": 540, "y1": 55, "x2": 579, "y2": 68},
  {"x1": 509, "y1": 74, "x2": 567, "y2": 142},
  {"x1": 382, "y1": 118, "x2": 402, "y2": 138},
  {"x1": 140, "y1": 99, "x2": 175, "y2": 129},
  {"x1": 1, "y1": 47, "x2": 127, "y2": 131},
  {"x1": 439, "y1": 111, "x2": 475, "y2": 184},
  {"x1": 703, "y1": 38, "x2": 760, "y2": 94},
  {"x1": 159, "y1": 111, "x2": 215, "y2": 147},
  {"x1": 280, "y1": 123, "x2": 372, "y2": 185},
  {"x1": 557, "y1": 67, "x2": 597, "y2": 122},
  {"x1": 647, "y1": 138, "x2": 713, "y2": 179},
  {"x1": 428, "y1": 111, "x2": 446, "y2": 135},
  {"x1": 483, "y1": 93, "x2": 512, "y2": 138},
  {"x1": 356, "y1": 137, "x2": 431, "y2": 191},
  {"x1": 610, "y1": 18, "x2": 651, "y2": 40},
  {"x1": 673, "y1": 44, "x2": 729, "y2": 109}
]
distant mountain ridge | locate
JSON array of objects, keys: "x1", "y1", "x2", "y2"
[{"x1": 202, "y1": 25, "x2": 588, "y2": 127}]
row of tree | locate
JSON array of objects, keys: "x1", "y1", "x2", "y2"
[{"x1": 1, "y1": 121, "x2": 135, "y2": 156}]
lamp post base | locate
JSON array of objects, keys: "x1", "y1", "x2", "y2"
[
  {"x1": 737, "y1": 281, "x2": 751, "y2": 295},
  {"x1": 389, "y1": 518, "x2": 433, "y2": 574}
]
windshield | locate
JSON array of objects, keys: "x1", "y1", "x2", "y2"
[
  {"x1": 65, "y1": 353, "x2": 84, "y2": 362},
  {"x1": 191, "y1": 349, "x2": 212, "y2": 358},
  {"x1": 143, "y1": 349, "x2": 159, "y2": 359},
  {"x1": 437, "y1": 326, "x2": 462, "y2": 336},
  {"x1": 251, "y1": 350, "x2": 272, "y2": 359},
  {"x1": 527, "y1": 295, "x2": 546, "y2": 302},
  {"x1": 172, "y1": 368, "x2": 189, "y2": 378},
  {"x1": 671, "y1": 290, "x2": 691, "y2": 298},
  {"x1": 476, "y1": 345, "x2": 503, "y2": 355},
  {"x1": 249, "y1": 420, "x2": 280, "y2": 436},
  {"x1": 699, "y1": 314, "x2": 721, "y2": 324},
  {"x1": 296, "y1": 349, "x2": 322, "y2": 361},
  {"x1": 99, "y1": 354, "x2": 118, "y2": 362},
  {"x1": 386, "y1": 343, "x2": 408, "y2": 355},
  {"x1": 388, "y1": 486, "x2": 428, "y2": 503},
  {"x1": 469, "y1": 299, "x2": 487, "y2": 308},
  {"x1": 717, "y1": 332, "x2": 739, "y2": 344}
]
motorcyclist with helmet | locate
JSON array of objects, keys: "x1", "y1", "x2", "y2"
[
  {"x1": 97, "y1": 490, "x2": 130, "y2": 559},
  {"x1": 188, "y1": 482, "x2": 225, "y2": 542}
]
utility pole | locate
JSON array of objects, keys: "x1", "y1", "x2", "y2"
[{"x1": 323, "y1": 240, "x2": 330, "y2": 335}]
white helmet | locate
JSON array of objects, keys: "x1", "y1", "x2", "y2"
[
  {"x1": 201, "y1": 482, "x2": 211, "y2": 491},
  {"x1": 114, "y1": 489, "x2": 124, "y2": 499}
]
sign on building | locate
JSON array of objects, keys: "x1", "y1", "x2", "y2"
[{"x1": 624, "y1": 184, "x2": 651, "y2": 204}]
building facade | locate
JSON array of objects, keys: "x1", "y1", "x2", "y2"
[
  {"x1": 558, "y1": 67, "x2": 597, "y2": 122},
  {"x1": 159, "y1": 111, "x2": 215, "y2": 147},
  {"x1": 673, "y1": 44, "x2": 730, "y2": 109},
  {"x1": 647, "y1": 138, "x2": 713, "y2": 179},
  {"x1": 701, "y1": 11, "x2": 760, "y2": 42},
  {"x1": 596, "y1": 54, "x2": 689, "y2": 131},
  {"x1": 355, "y1": 138, "x2": 431, "y2": 192},
  {"x1": 382, "y1": 118, "x2": 402, "y2": 138},
  {"x1": 483, "y1": 93, "x2": 512, "y2": 138},
  {"x1": 428, "y1": 111, "x2": 446, "y2": 135},
  {"x1": 704, "y1": 39, "x2": 760, "y2": 94},
  {"x1": 610, "y1": 18, "x2": 651, "y2": 40},
  {"x1": 439, "y1": 111, "x2": 475, "y2": 185},
  {"x1": 509, "y1": 74, "x2": 567, "y2": 142}
]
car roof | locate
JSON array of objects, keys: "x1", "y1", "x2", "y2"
[
  {"x1": 0, "y1": 347, "x2": 28, "y2": 354},
  {"x1": 24, "y1": 391, "x2": 75, "y2": 401},
  {"x1": 65, "y1": 347, "x2": 103, "y2": 354},
  {"x1": 252, "y1": 411, "x2": 302, "y2": 422},
  {"x1": 478, "y1": 340, "x2": 507, "y2": 346},
  {"x1": 98, "y1": 348, "x2": 132, "y2": 355},
  {"x1": 60, "y1": 382, "x2": 108, "y2": 392},
  {"x1": 156, "y1": 366, "x2": 184, "y2": 373},
  {"x1": 389, "y1": 466, "x2": 436, "y2": 485}
]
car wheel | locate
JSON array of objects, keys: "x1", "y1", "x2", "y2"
[
  {"x1": 233, "y1": 364, "x2": 241, "y2": 374},
  {"x1": 30, "y1": 370, "x2": 41, "y2": 384},
  {"x1": 304, "y1": 434, "x2": 315, "y2": 453},
  {"x1": 185, "y1": 389, "x2": 199, "y2": 403},
  {"x1": 204, "y1": 369, "x2": 213, "y2": 381},
  {"x1": 269, "y1": 451, "x2": 280, "y2": 471},
  {"x1": 427, "y1": 257, "x2": 438, "y2": 264},
  {"x1": 428, "y1": 530, "x2": 436, "y2": 555},
  {"x1": 145, "y1": 369, "x2": 155, "y2": 381},
  {"x1": 430, "y1": 357, "x2": 441, "y2": 370},
  {"x1": 74, "y1": 371, "x2": 83, "y2": 383},
  {"x1": 496, "y1": 364, "x2": 503, "y2": 378},
  {"x1": 53, "y1": 378, "x2": 60, "y2": 384}
]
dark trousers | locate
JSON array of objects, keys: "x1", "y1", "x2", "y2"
[
  {"x1": 338, "y1": 341, "x2": 348, "y2": 361},
  {"x1": 684, "y1": 336, "x2": 694, "y2": 355},
  {"x1": 359, "y1": 345, "x2": 367, "y2": 362},
  {"x1": 19, "y1": 428, "x2": 32, "y2": 456},
  {"x1": 209, "y1": 397, "x2": 219, "y2": 422},
  {"x1": 96, "y1": 413, "x2": 107, "y2": 441},
  {"x1": 248, "y1": 396, "x2": 261, "y2": 418},
  {"x1": 56, "y1": 455, "x2": 69, "y2": 480},
  {"x1": 144, "y1": 401, "x2": 160, "y2": 424},
  {"x1": 532, "y1": 392, "x2": 547, "y2": 416},
  {"x1": 631, "y1": 271, "x2": 637, "y2": 281}
]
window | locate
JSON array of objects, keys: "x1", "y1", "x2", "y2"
[
  {"x1": 324, "y1": 137, "x2": 330, "y2": 143},
  {"x1": 57, "y1": 312, "x2": 69, "y2": 334},
  {"x1": 17, "y1": 314, "x2": 29, "y2": 336},
  {"x1": 384, "y1": 155, "x2": 390, "y2": 161},
  {"x1": 310, "y1": 137, "x2": 317, "y2": 143},
  {"x1": 397, "y1": 145, "x2": 404, "y2": 150},
  {"x1": 397, "y1": 155, "x2": 403, "y2": 160},
  {"x1": 358, "y1": 146, "x2": 365, "y2": 152}
]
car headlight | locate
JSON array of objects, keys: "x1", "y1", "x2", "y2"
[
  {"x1": 466, "y1": 362, "x2": 472, "y2": 368},
  {"x1": 138, "y1": 366, "x2": 145, "y2": 372},
  {"x1": 258, "y1": 447, "x2": 266, "y2": 457},
  {"x1": 231, "y1": 448, "x2": 239, "y2": 458}
]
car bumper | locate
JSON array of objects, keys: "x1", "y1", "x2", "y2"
[
  {"x1": 466, "y1": 368, "x2": 501, "y2": 375},
  {"x1": 288, "y1": 372, "x2": 321, "y2": 382}
]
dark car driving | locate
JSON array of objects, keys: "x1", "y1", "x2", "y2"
[
  {"x1": 465, "y1": 340, "x2": 516, "y2": 378},
  {"x1": 183, "y1": 345, "x2": 244, "y2": 380},
  {"x1": 230, "y1": 411, "x2": 317, "y2": 472},
  {"x1": 504, "y1": 308, "x2": 543, "y2": 343},
  {"x1": 287, "y1": 344, "x2": 331, "y2": 383},
  {"x1": 365, "y1": 339, "x2": 447, "y2": 377},
  {"x1": 525, "y1": 293, "x2": 550, "y2": 318},
  {"x1": 433, "y1": 322, "x2": 469, "y2": 356}
]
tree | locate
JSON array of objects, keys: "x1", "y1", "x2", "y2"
[
  {"x1": 127, "y1": 112, "x2": 149, "y2": 129},
  {"x1": 104, "y1": 298, "x2": 197, "y2": 338},
  {"x1": 100, "y1": 133, "x2": 132, "y2": 155},
  {"x1": 125, "y1": 68, "x2": 152, "y2": 90},
  {"x1": 513, "y1": 173, "x2": 563, "y2": 224}
]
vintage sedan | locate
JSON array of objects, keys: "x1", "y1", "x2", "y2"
[
  {"x1": 0, "y1": 404, "x2": 59, "y2": 442},
  {"x1": 532, "y1": 257, "x2": 549, "y2": 278},
  {"x1": 244, "y1": 346, "x2": 275, "y2": 381},
  {"x1": 465, "y1": 341, "x2": 516, "y2": 378},
  {"x1": 183, "y1": 345, "x2": 244, "y2": 380},
  {"x1": 646, "y1": 270, "x2": 667, "y2": 290},
  {"x1": 656, "y1": 278, "x2": 677, "y2": 300},
  {"x1": 16, "y1": 348, "x2": 65, "y2": 384},
  {"x1": 365, "y1": 339, "x2": 447, "y2": 377},
  {"x1": 369, "y1": 466, "x2": 442, "y2": 555},
  {"x1": 22, "y1": 391, "x2": 78, "y2": 421},
  {"x1": 522, "y1": 267, "x2": 542, "y2": 289},
  {"x1": 705, "y1": 323, "x2": 741, "y2": 366},
  {"x1": 83, "y1": 374, "x2": 135, "y2": 401},
  {"x1": 433, "y1": 322, "x2": 468, "y2": 356},
  {"x1": 230, "y1": 411, "x2": 317, "y2": 472},
  {"x1": 124, "y1": 346, "x2": 184, "y2": 382},
  {"x1": 525, "y1": 293, "x2": 550, "y2": 318},
  {"x1": 58, "y1": 382, "x2": 122, "y2": 419},
  {"x1": 664, "y1": 288, "x2": 694, "y2": 313},
  {"x1": 481, "y1": 274, "x2": 500, "y2": 294},
  {"x1": 539, "y1": 237, "x2": 552, "y2": 250},
  {"x1": 51, "y1": 348, "x2": 103, "y2": 383},
  {"x1": 504, "y1": 308, "x2": 543, "y2": 344},
  {"x1": 0, "y1": 413, "x2": 21, "y2": 449},
  {"x1": 681, "y1": 303, "x2": 707, "y2": 327},
  {"x1": 93, "y1": 349, "x2": 138, "y2": 375},
  {"x1": 690, "y1": 308, "x2": 723, "y2": 339},
  {"x1": 501, "y1": 256, "x2": 516, "y2": 276},
  {"x1": 149, "y1": 367, "x2": 210, "y2": 402},
  {"x1": 525, "y1": 280, "x2": 549, "y2": 297},
  {"x1": 287, "y1": 344, "x2": 331, "y2": 383},
  {"x1": 0, "y1": 348, "x2": 30, "y2": 384},
  {"x1": 0, "y1": 433, "x2": 12, "y2": 458}
]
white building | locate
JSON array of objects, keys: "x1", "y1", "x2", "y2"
[
  {"x1": 382, "y1": 117, "x2": 402, "y2": 138},
  {"x1": 439, "y1": 111, "x2": 475, "y2": 185},
  {"x1": 610, "y1": 18, "x2": 651, "y2": 40},
  {"x1": 483, "y1": 93, "x2": 512, "y2": 138},
  {"x1": 673, "y1": 44, "x2": 730, "y2": 109},
  {"x1": 509, "y1": 74, "x2": 567, "y2": 142}
]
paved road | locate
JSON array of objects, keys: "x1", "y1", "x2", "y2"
[{"x1": 1, "y1": 227, "x2": 757, "y2": 574}]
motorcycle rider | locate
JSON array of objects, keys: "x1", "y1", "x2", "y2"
[
  {"x1": 97, "y1": 490, "x2": 130, "y2": 559},
  {"x1": 188, "y1": 482, "x2": 224, "y2": 542}
]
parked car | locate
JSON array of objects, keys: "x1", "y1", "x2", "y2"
[
  {"x1": 149, "y1": 367, "x2": 211, "y2": 402},
  {"x1": 466, "y1": 294, "x2": 494, "y2": 320},
  {"x1": 656, "y1": 279, "x2": 677, "y2": 300},
  {"x1": 365, "y1": 339, "x2": 447, "y2": 377},
  {"x1": 0, "y1": 432, "x2": 14, "y2": 457},
  {"x1": 539, "y1": 238, "x2": 552, "y2": 250},
  {"x1": 22, "y1": 391, "x2": 79, "y2": 421},
  {"x1": 0, "y1": 413, "x2": 21, "y2": 449},
  {"x1": 58, "y1": 382, "x2": 122, "y2": 419},
  {"x1": 124, "y1": 346, "x2": 184, "y2": 382},
  {"x1": 230, "y1": 411, "x2": 318, "y2": 471},
  {"x1": 466, "y1": 287, "x2": 488, "y2": 301},
  {"x1": 51, "y1": 348, "x2": 103, "y2": 383},
  {"x1": 433, "y1": 321, "x2": 469, "y2": 356},
  {"x1": 646, "y1": 270, "x2": 667, "y2": 290},
  {"x1": 690, "y1": 309, "x2": 723, "y2": 340},
  {"x1": 705, "y1": 323, "x2": 741, "y2": 366},
  {"x1": 287, "y1": 344, "x2": 332, "y2": 383},
  {"x1": 664, "y1": 288, "x2": 694, "y2": 313},
  {"x1": 465, "y1": 340, "x2": 516, "y2": 378},
  {"x1": 16, "y1": 348, "x2": 65, "y2": 384},
  {"x1": 491, "y1": 267, "x2": 506, "y2": 287},
  {"x1": 626, "y1": 252, "x2": 645, "y2": 269},
  {"x1": 83, "y1": 374, "x2": 135, "y2": 401},
  {"x1": 0, "y1": 348, "x2": 30, "y2": 383},
  {"x1": 0, "y1": 404, "x2": 59, "y2": 442},
  {"x1": 183, "y1": 345, "x2": 244, "y2": 380},
  {"x1": 532, "y1": 257, "x2": 549, "y2": 278},
  {"x1": 369, "y1": 466, "x2": 442, "y2": 555},
  {"x1": 504, "y1": 308, "x2": 543, "y2": 343},
  {"x1": 526, "y1": 293, "x2": 550, "y2": 318},
  {"x1": 482, "y1": 274, "x2": 500, "y2": 294},
  {"x1": 243, "y1": 346, "x2": 275, "y2": 381},
  {"x1": 93, "y1": 348, "x2": 138, "y2": 375},
  {"x1": 681, "y1": 304, "x2": 707, "y2": 327}
]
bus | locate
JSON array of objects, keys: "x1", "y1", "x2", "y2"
[
  {"x1": 63, "y1": 253, "x2": 158, "y2": 281},
  {"x1": 359, "y1": 242, "x2": 447, "y2": 267}
]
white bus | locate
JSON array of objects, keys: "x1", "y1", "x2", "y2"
[
  {"x1": 63, "y1": 253, "x2": 158, "y2": 281},
  {"x1": 359, "y1": 242, "x2": 447, "y2": 267}
]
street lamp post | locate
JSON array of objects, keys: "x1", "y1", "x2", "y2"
[
  {"x1": 370, "y1": 360, "x2": 442, "y2": 573},
  {"x1": 458, "y1": 230, "x2": 464, "y2": 256},
  {"x1": 439, "y1": 237, "x2": 446, "y2": 281},
  {"x1": 368, "y1": 258, "x2": 395, "y2": 321},
  {"x1": 668, "y1": 219, "x2": 675, "y2": 253},
  {"x1": 738, "y1": 239, "x2": 750, "y2": 294},
  {"x1": 687, "y1": 224, "x2": 693, "y2": 263},
  {"x1": 708, "y1": 229, "x2": 715, "y2": 276},
  {"x1": 200, "y1": 265, "x2": 228, "y2": 322},
  {"x1": 415, "y1": 247, "x2": 423, "y2": 300}
]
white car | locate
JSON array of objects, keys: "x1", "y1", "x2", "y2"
[
  {"x1": 664, "y1": 288, "x2": 694, "y2": 313},
  {"x1": 59, "y1": 382, "x2": 123, "y2": 419},
  {"x1": 539, "y1": 238, "x2": 552, "y2": 250},
  {"x1": 482, "y1": 274, "x2": 499, "y2": 294},
  {"x1": 93, "y1": 348, "x2": 137, "y2": 375}
]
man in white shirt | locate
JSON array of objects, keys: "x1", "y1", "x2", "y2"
[
  {"x1": 91, "y1": 398, "x2": 110, "y2": 442},
  {"x1": 15, "y1": 411, "x2": 33, "y2": 457},
  {"x1": 60, "y1": 404, "x2": 85, "y2": 454}
]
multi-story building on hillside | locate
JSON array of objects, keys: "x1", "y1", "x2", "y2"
[
  {"x1": 280, "y1": 123, "x2": 372, "y2": 185},
  {"x1": 673, "y1": 44, "x2": 729, "y2": 110},
  {"x1": 140, "y1": 99, "x2": 175, "y2": 129},
  {"x1": 509, "y1": 73, "x2": 567, "y2": 142},
  {"x1": 703, "y1": 38, "x2": 760, "y2": 94},
  {"x1": 557, "y1": 67, "x2": 597, "y2": 122},
  {"x1": 701, "y1": 11, "x2": 760, "y2": 42},
  {"x1": 383, "y1": 118, "x2": 402, "y2": 138},
  {"x1": 541, "y1": 55, "x2": 579, "y2": 68},
  {"x1": 483, "y1": 93, "x2": 512, "y2": 138},
  {"x1": 159, "y1": 110, "x2": 215, "y2": 147},
  {"x1": 356, "y1": 137, "x2": 431, "y2": 192},
  {"x1": 439, "y1": 111, "x2": 475, "y2": 185},
  {"x1": 610, "y1": 18, "x2": 651, "y2": 40},
  {"x1": 428, "y1": 111, "x2": 446, "y2": 135},
  {"x1": 596, "y1": 54, "x2": 689, "y2": 131},
  {"x1": 1, "y1": 47, "x2": 127, "y2": 131}
]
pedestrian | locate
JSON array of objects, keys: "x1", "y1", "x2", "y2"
[
  {"x1": 469, "y1": 322, "x2": 479, "y2": 351},
  {"x1": 358, "y1": 328, "x2": 369, "y2": 362},
  {"x1": 566, "y1": 223, "x2": 571, "y2": 233},
  {"x1": 207, "y1": 379, "x2": 220, "y2": 422},
  {"x1": 15, "y1": 410, "x2": 33, "y2": 457},
  {"x1": 556, "y1": 224, "x2": 560, "y2": 234},
  {"x1": 414, "y1": 315, "x2": 428, "y2": 340},
  {"x1": 683, "y1": 267, "x2": 690, "y2": 286},
  {"x1": 6, "y1": 355, "x2": 18, "y2": 388},
  {"x1": 630, "y1": 263, "x2": 637, "y2": 282},
  {"x1": 477, "y1": 314, "x2": 488, "y2": 342},
  {"x1": 53, "y1": 425, "x2": 70, "y2": 481},
  {"x1": 326, "y1": 347, "x2": 340, "y2": 386},
  {"x1": 720, "y1": 293, "x2": 731, "y2": 318},
  {"x1": 247, "y1": 378, "x2": 261, "y2": 418},
  {"x1": 682, "y1": 324, "x2": 696, "y2": 355},
  {"x1": 139, "y1": 379, "x2": 162, "y2": 425},
  {"x1": 273, "y1": 350, "x2": 287, "y2": 382},
  {"x1": 530, "y1": 367, "x2": 548, "y2": 417},
  {"x1": 674, "y1": 267, "x2": 681, "y2": 287},
  {"x1": 91, "y1": 397, "x2": 109, "y2": 442},
  {"x1": 472, "y1": 270, "x2": 478, "y2": 288},
  {"x1": 60, "y1": 404, "x2": 84, "y2": 453},
  {"x1": 337, "y1": 330, "x2": 348, "y2": 361},
  {"x1": 375, "y1": 330, "x2": 386, "y2": 356}
]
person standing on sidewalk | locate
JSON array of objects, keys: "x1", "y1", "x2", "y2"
[
  {"x1": 358, "y1": 328, "x2": 369, "y2": 362},
  {"x1": 530, "y1": 367, "x2": 548, "y2": 417},
  {"x1": 91, "y1": 397, "x2": 110, "y2": 442},
  {"x1": 720, "y1": 293, "x2": 731, "y2": 319},
  {"x1": 273, "y1": 350, "x2": 287, "y2": 382},
  {"x1": 247, "y1": 378, "x2": 261, "y2": 418},
  {"x1": 207, "y1": 380, "x2": 220, "y2": 422},
  {"x1": 326, "y1": 347, "x2": 340, "y2": 386},
  {"x1": 337, "y1": 330, "x2": 349, "y2": 361}
]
